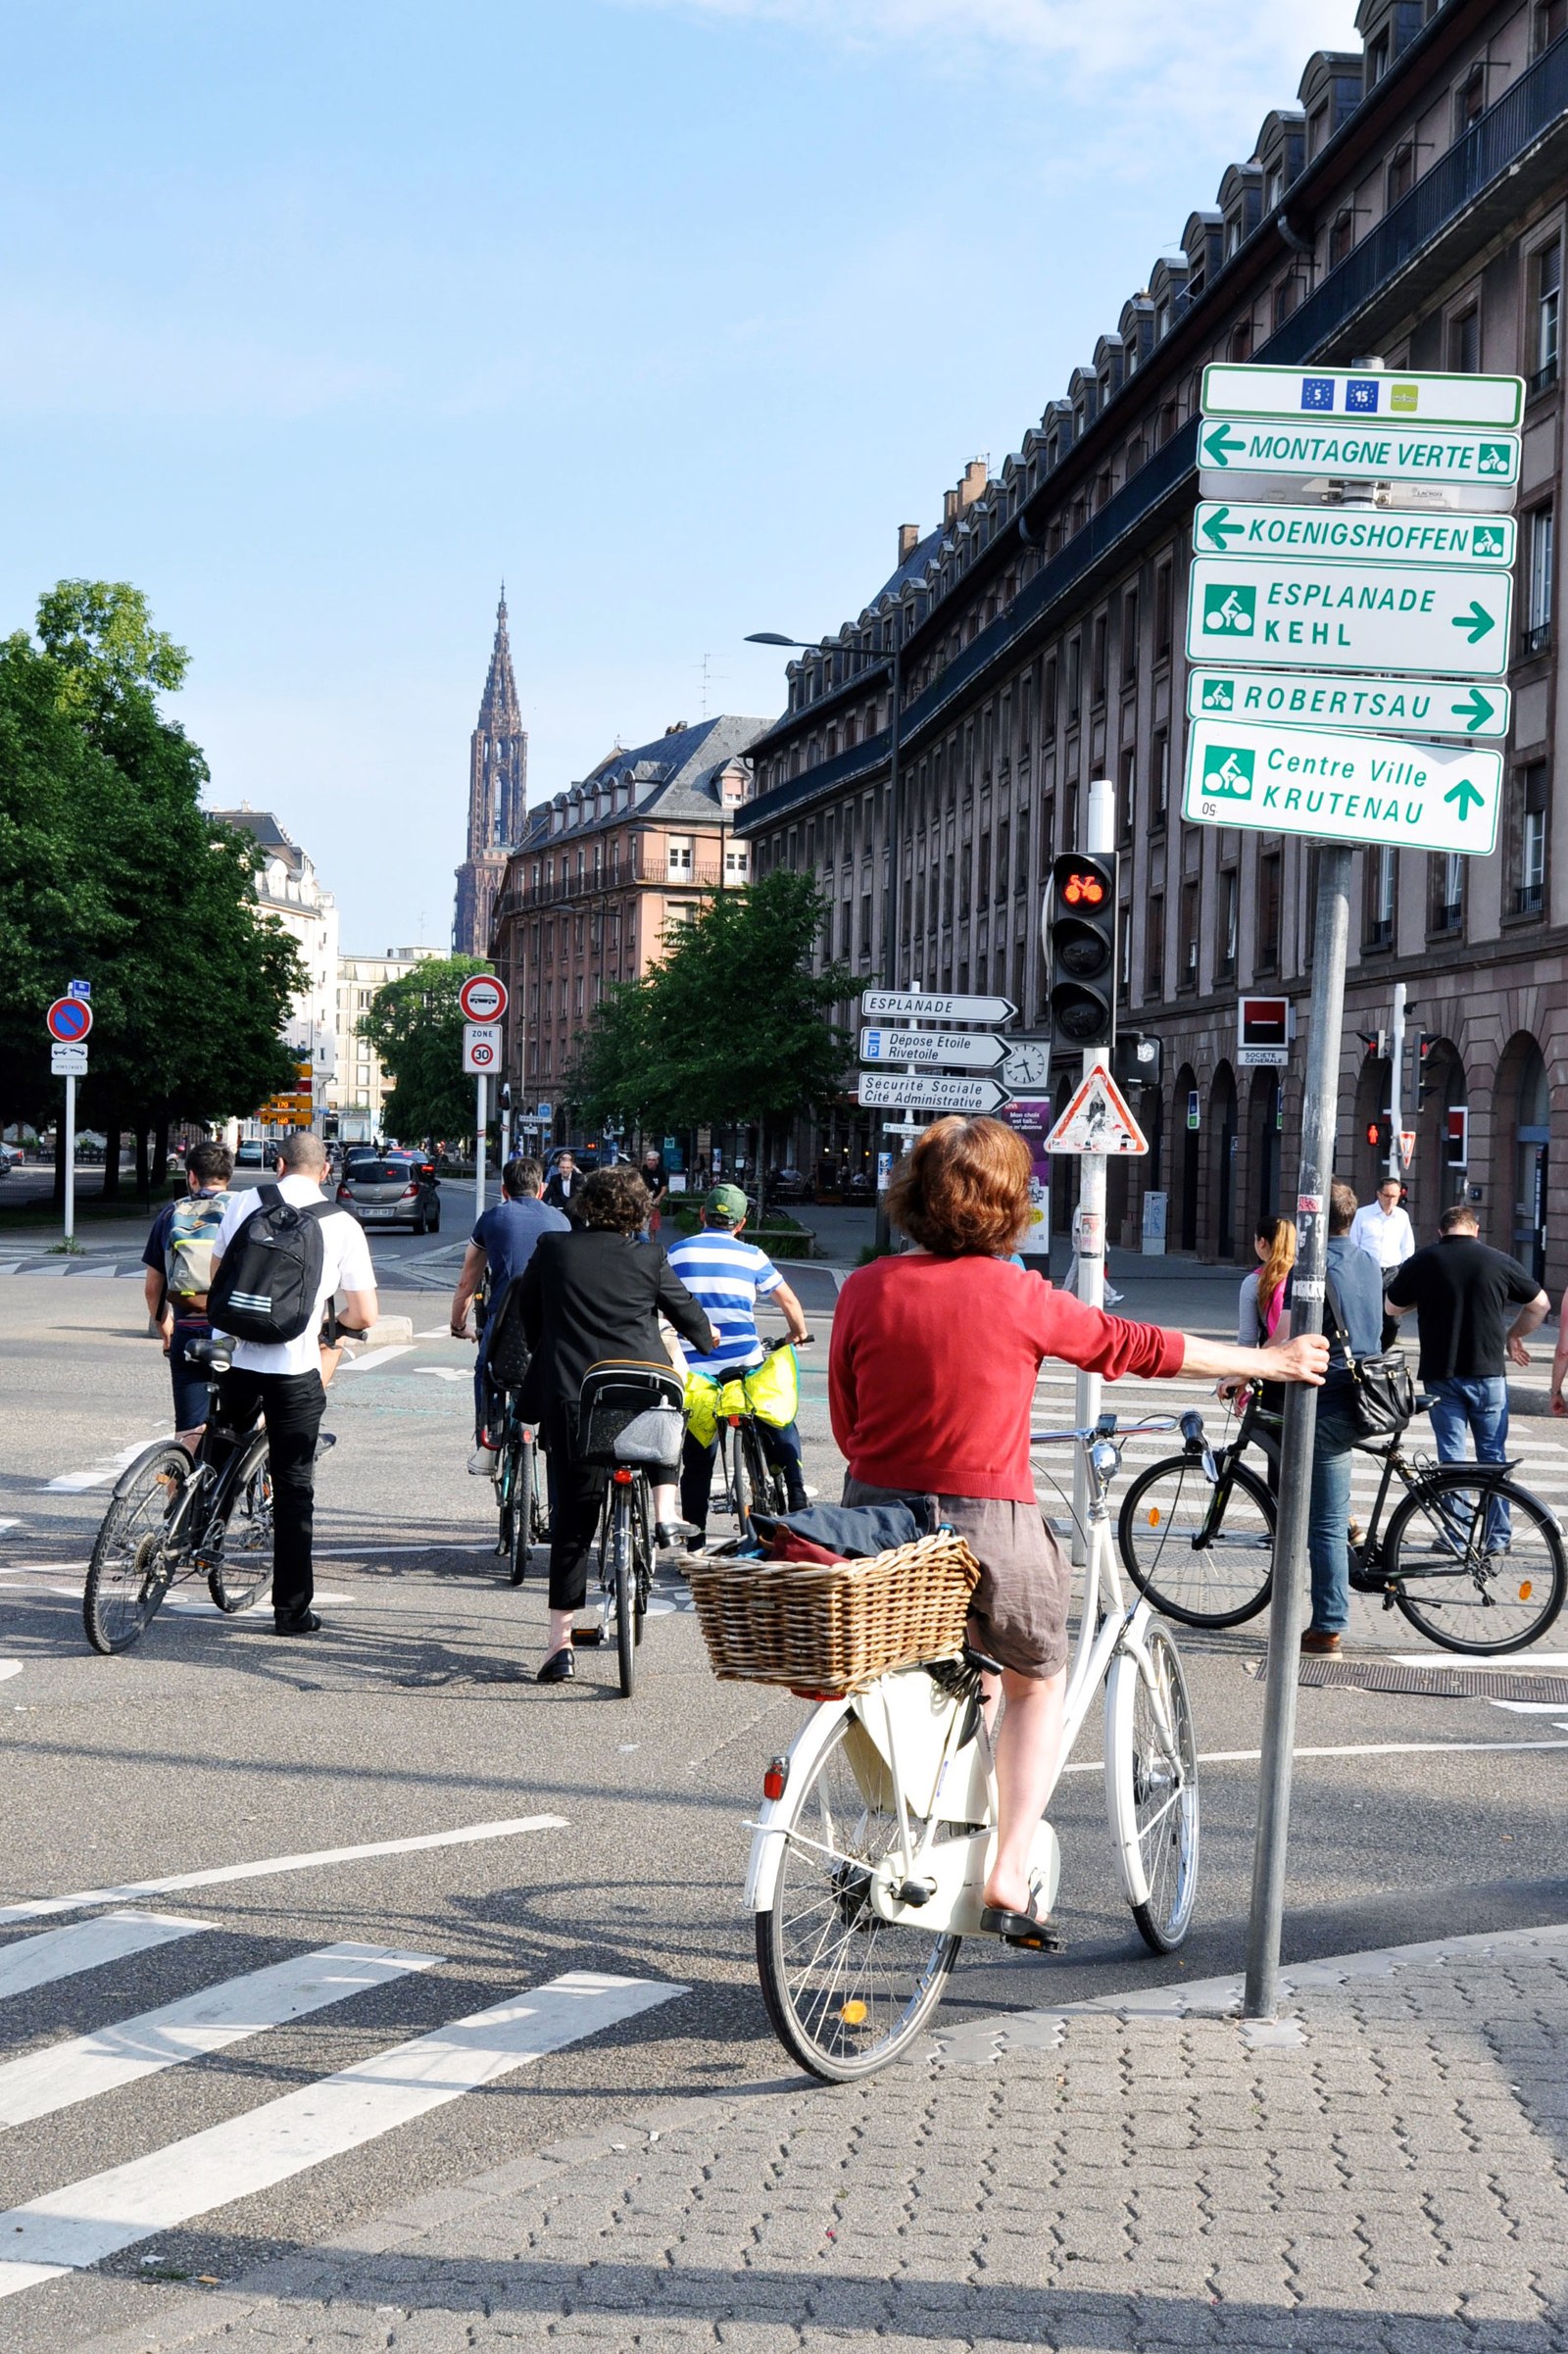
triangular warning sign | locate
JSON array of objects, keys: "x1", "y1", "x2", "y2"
[{"x1": 1045, "y1": 1062, "x2": 1150, "y2": 1156}]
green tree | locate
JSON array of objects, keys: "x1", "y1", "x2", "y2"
[
  {"x1": 569, "y1": 871, "x2": 851, "y2": 1184},
  {"x1": 359, "y1": 956, "x2": 490, "y2": 1143}
]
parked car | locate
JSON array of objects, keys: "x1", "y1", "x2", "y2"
[
  {"x1": 0, "y1": 1143, "x2": 23, "y2": 1173},
  {"x1": 768, "y1": 1166, "x2": 810, "y2": 1202},
  {"x1": 336, "y1": 1157, "x2": 441, "y2": 1234},
  {"x1": 235, "y1": 1140, "x2": 268, "y2": 1167}
]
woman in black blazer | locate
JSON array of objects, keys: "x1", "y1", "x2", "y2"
[{"x1": 519, "y1": 1164, "x2": 712, "y2": 1682}]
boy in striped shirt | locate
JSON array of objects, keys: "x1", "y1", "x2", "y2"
[{"x1": 666, "y1": 1184, "x2": 811, "y2": 1545}]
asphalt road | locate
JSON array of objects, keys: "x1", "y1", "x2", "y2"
[{"x1": 3, "y1": 1223, "x2": 1568, "y2": 2345}]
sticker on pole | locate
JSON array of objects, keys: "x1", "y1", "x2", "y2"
[
  {"x1": 45, "y1": 996, "x2": 93, "y2": 1043},
  {"x1": 1045, "y1": 1064, "x2": 1149, "y2": 1157},
  {"x1": 458, "y1": 973, "x2": 509, "y2": 1023},
  {"x1": 1399, "y1": 1130, "x2": 1416, "y2": 1165}
]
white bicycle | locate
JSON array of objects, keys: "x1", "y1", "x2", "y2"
[{"x1": 746, "y1": 1413, "x2": 1200, "y2": 2081}]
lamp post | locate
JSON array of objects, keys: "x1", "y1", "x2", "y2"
[{"x1": 747, "y1": 630, "x2": 906, "y2": 1253}]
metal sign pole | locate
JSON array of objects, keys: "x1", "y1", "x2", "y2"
[
  {"x1": 1071, "y1": 778, "x2": 1115, "y2": 1554},
  {"x1": 474, "y1": 1073, "x2": 488, "y2": 1225},
  {"x1": 64, "y1": 1074, "x2": 76, "y2": 1247},
  {"x1": 1244, "y1": 840, "x2": 1352, "y2": 2019},
  {"x1": 1389, "y1": 980, "x2": 1407, "y2": 1186}
]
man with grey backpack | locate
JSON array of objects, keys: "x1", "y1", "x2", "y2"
[
  {"x1": 141, "y1": 1140, "x2": 234, "y2": 1447},
  {"x1": 207, "y1": 1134, "x2": 377, "y2": 1636}
]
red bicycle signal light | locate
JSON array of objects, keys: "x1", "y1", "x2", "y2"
[
  {"x1": 1047, "y1": 852, "x2": 1119, "y2": 1051},
  {"x1": 1060, "y1": 869, "x2": 1107, "y2": 908}
]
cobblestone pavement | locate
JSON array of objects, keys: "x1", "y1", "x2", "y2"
[{"x1": 74, "y1": 1924, "x2": 1568, "y2": 2354}]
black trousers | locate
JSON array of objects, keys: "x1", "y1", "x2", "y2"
[
  {"x1": 547, "y1": 1457, "x2": 608, "y2": 1613},
  {"x1": 680, "y1": 1417, "x2": 807, "y2": 1531},
  {"x1": 218, "y1": 1367, "x2": 325, "y2": 1622}
]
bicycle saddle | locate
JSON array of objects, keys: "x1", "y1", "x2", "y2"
[{"x1": 182, "y1": 1336, "x2": 233, "y2": 1374}]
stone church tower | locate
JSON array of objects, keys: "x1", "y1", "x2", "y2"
[{"x1": 453, "y1": 590, "x2": 528, "y2": 955}]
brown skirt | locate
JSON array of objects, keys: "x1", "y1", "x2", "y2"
[{"x1": 842, "y1": 1475, "x2": 1071, "y2": 1680}]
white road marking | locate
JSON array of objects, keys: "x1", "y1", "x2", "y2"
[
  {"x1": 312, "y1": 1543, "x2": 497, "y2": 1556},
  {"x1": 1489, "y1": 1699, "x2": 1568, "y2": 1716},
  {"x1": 412, "y1": 1368, "x2": 467, "y2": 1383},
  {"x1": 0, "y1": 1913, "x2": 211, "y2": 2003},
  {"x1": 0, "y1": 1815, "x2": 567, "y2": 1924},
  {"x1": 0, "y1": 1665, "x2": 20, "y2": 1685},
  {"x1": 43, "y1": 1438, "x2": 169, "y2": 1494},
  {"x1": 0, "y1": 1941, "x2": 437, "y2": 2131},
  {"x1": 162, "y1": 1588, "x2": 354, "y2": 1614},
  {"x1": 1059, "y1": 1737, "x2": 1568, "y2": 1776},
  {"x1": 337, "y1": 1347, "x2": 416, "y2": 1374},
  {"x1": 0, "y1": 1970, "x2": 684, "y2": 2295},
  {"x1": 1393, "y1": 1650, "x2": 1568, "y2": 1669},
  {"x1": 0, "y1": 1265, "x2": 23, "y2": 1277},
  {"x1": 416, "y1": 1326, "x2": 460, "y2": 1340},
  {"x1": 0, "y1": 1520, "x2": 21, "y2": 1532}
]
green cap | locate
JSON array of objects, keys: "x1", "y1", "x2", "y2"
[{"x1": 704, "y1": 1183, "x2": 748, "y2": 1225}]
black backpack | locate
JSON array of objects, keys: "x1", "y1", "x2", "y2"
[{"x1": 208, "y1": 1186, "x2": 337, "y2": 1346}]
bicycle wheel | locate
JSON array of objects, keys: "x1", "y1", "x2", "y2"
[
  {"x1": 1117, "y1": 1452, "x2": 1275, "y2": 1628},
  {"x1": 744, "y1": 1420, "x2": 790, "y2": 1519},
  {"x1": 729, "y1": 1420, "x2": 754, "y2": 1541},
  {"x1": 1105, "y1": 1619, "x2": 1200, "y2": 1954},
  {"x1": 506, "y1": 1433, "x2": 534, "y2": 1587},
  {"x1": 83, "y1": 1447, "x2": 191, "y2": 1654},
  {"x1": 1387, "y1": 1468, "x2": 1566, "y2": 1655},
  {"x1": 207, "y1": 1438, "x2": 274, "y2": 1614},
  {"x1": 756, "y1": 1708, "x2": 961, "y2": 2082},
  {"x1": 612, "y1": 1485, "x2": 636, "y2": 1696},
  {"x1": 632, "y1": 1477, "x2": 652, "y2": 1646}
]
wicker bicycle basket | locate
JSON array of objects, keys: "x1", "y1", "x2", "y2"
[{"x1": 687, "y1": 1531, "x2": 980, "y2": 1695}]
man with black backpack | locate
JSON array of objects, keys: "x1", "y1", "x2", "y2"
[
  {"x1": 207, "y1": 1134, "x2": 377, "y2": 1636},
  {"x1": 141, "y1": 1140, "x2": 234, "y2": 1447}
]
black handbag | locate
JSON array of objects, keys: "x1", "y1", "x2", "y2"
[{"x1": 1324, "y1": 1272, "x2": 1416, "y2": 1437}]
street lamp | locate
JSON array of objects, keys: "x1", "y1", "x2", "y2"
[{"x1": 746, "y1": 629, "x2": 906, "y2": 1253}]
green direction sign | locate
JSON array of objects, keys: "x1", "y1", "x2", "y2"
[
  {"x1": 1200, "y1": 362, "x2": 1524, "y2": 430},
  {"x1": 1197, "y1": 417, "x2": 1520, "y2": 488},
  {"x1": 1188, "y1": 668, "x2": 1511, "y2": 741},
  {"x1": 1193, "y1": 502, "x2": 1515, "y2": 567},
  {"x1": 1184, "y1": 717, "x2": 1501, "y2": 856},
  {"x1": 1187, "y1": 556, "x2": 1512, "y2": 677}
]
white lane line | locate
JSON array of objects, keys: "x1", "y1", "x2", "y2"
[
  {"x1": 416, "y1": 1326, "x2": 460, "y2": 1340},
  {"x1": 0, "y1": 1815, "x2": 567, "y2": 1925},
  {"x1": 1393, "y1": 1650, "x2": 1568, "y2": 1669},
  {"x1": 0, "y1": 1265, "x2": 23, "y2": 1277},
  {"x1": 0, "y1": 1913, "x2": 211, "y2": 2003},
  {"x1": 0, "y1": 1520, "x2": 21, "y2": 1533},
  {"x1": 412, "y1": 1369, "x2": 467, "y2": 1383},
  {"x1": 0, "y1": 1665, "x2": 20, "y2": 1685},
  {"x1": 312, "y1": 1543, "x2": 497, "y2": 1556},
  {"x1": 0, "y1": 1969, "x2": 683, "y2": 2295},
  {"x1": 0, "y1": 1941, "x2": 438, "y2": 2132},
  {"x1": 1489, "y1": 1699, "x2": 1568, "y2": 1716},
  {"x1": 1058, "y1": 1737, "x2": 1568, "y2": 1775},
  {"x1": 43, "y1": 1438, "x2": 167, "y2": 1495},
  {"x1": 162, "y1": 1588, "x2": 354, "y2": 1614},
  {"x1": 337, "y1": 1347, "x2": 416, "y2": 1374}
]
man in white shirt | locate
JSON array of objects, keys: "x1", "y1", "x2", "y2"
[
  {"x1": 1349, "y1": 1177, "x2": 1415, "y2": 1272},
  {"x1": 209, "y1": 1134, "x2": 377, "y2": 1636}
]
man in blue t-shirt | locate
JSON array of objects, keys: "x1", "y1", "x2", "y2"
[
  {"x1": 666, "y1": 1183, "x2": 810, "y2": 1544},
  {"x1": 450, "y1": 1156, "x2": 569, "y2": 1471}
]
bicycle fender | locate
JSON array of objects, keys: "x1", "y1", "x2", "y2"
[
  {"x1": 1102, "y1": 1597, "x2": 1159, "y2": 1911},
  {"x1": 111, "y1": 1438, "x2": 193, "y2": 1496},
  {"x1": 745, "y1": 1695, "x2": 854, "y2": 1913}
]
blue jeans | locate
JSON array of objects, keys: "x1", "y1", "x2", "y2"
[
  {"x1": 1307, "y1": 1386, "x2": 1360, "y2": 1636},
  {"x1": 1426, "y1": 1376, "x2": 1510, "y2": 1547}
]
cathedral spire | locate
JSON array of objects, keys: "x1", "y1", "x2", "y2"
[{"x1": 453, "y1": 588, "x2": 530, "y2": 955}]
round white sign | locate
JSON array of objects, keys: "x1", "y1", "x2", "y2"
[{"x1": 458, "y1": 973, "x2": 508, "y2": 1022}]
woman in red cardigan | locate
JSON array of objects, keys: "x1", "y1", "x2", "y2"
[{"x1": 830, "y1": 1116, "x2": 1326, "y2": 1943}]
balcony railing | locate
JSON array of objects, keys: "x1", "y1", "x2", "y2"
[{"x1": 500, "y1": 840, "x2": 734, "y2": 915}]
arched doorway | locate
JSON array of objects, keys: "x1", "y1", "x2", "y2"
[
  {"x1": 1413, "y1": 1039, "x2": 1466, "y2": 1230},
  {"x1": 1249, "y1": 1069, "x2": 1282, "y2": 1222},
  {"x1": 1174, "y1": 1065, "x2": 1200, "y2": 1252},
  {"x1": 1510, "y1": 1040, "x2": 1551, "y2": 1282},
  {"x1": 1210, "y1": 1062, "x2": 1238, "y2": 1260}
]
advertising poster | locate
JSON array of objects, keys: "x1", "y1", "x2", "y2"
[{"x1": 1003, "y1": 1097, "x2": 1052, "y2": 1257}]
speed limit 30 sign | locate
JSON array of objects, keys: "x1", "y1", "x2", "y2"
[{"x1": 463, "y1": 1023, "x2": 501, "y2": 1072}]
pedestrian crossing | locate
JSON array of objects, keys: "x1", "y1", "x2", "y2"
[{"x1": 0, "y1": 1907, "x2": 685, "y2": 2301}]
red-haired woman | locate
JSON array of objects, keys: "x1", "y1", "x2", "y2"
[{"x1": 829, "y1": 1116, "x2": 1326, "y2": 1942}]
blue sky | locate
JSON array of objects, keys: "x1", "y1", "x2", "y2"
[{"x1": 0, "y1": 0, "x2": 1357, "y2": 948}]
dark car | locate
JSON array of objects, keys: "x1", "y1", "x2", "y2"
[
  {"x1": 768, "y1": 1166, "x2": 811, "y2": 1202},
  {"x1": 336, "y1": 1156, "x2": 441, "y2": 1234}
]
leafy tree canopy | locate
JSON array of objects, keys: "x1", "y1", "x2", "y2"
[{"x1": 359, "y1": 956, "x2": 491, "y2": 1143}]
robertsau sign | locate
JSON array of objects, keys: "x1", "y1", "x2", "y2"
[
  {"x1": 1184, "y1": 716, "x2": 1501, "y2": 856},
  {"x1": 1200, "y1": 362, "x2": 1525, "y2": 430},
  {"x1": 1187, "y1": 556, "x2": 1511, "y2": 676},
  {"x1": 1193, "y1": 502, "x2": 1514, "y2": 566},
  {"x1": 1189, "y1": 669, "x2": 1511, "y2": 741}
]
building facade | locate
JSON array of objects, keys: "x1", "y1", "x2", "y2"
[
  {"x1": 454, "y1": 591, "x2": 529, "y2": 956},
  {"x1": 737, "y1": 0, "x2": 1566, "y2": 1293},
  {"x1": 329, "y1": 946, "x2": 443, "y2": 1138},
  {"x1": 489, "y1": 717, "x2": 764, "y2": 1138},
  {"x1": 212, "y1": 806, "x2": 341, "y2": 1115}
]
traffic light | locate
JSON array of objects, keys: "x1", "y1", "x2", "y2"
[
  {"x1": 1416, "y1": 1032, "x2": 1436, "y2": 1106},
  {"x1": 1365, "y1": 1119, "x2": 1387, "y2": 1152},
  {"x1": 1047, "y1": 852, "x2": 1118, "y2": 1049},
  {"x1": 1356, "y1": 1028, "x2": 1389, "y2": 1060},
  {"x1": 1112, "y1": 1032, "x2": 1162, "y2": 1089}
]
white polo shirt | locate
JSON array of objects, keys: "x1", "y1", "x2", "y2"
[
  {"x1": 213, "y1": 1175, "x2": 375, "y2": 1377},
  {"x1": 1348, "y1": 1200, "x2": 1415, "y2": 1271}
]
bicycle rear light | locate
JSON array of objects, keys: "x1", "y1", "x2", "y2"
[
  {"x1": 612, "y1": 1467, "x2": 633, "y2": 1486},
  {"x1": 762, "y1": 1754, "x2": 789, "y2": 1801}
]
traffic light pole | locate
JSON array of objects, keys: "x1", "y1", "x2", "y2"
[
  {"x1": 1244, "y1": 840, "x2": 1351, "y2": 2020},
  {"x1": 1389, "y1": 980, "x2": 1407, "y2": 1187},
  {"x1": 1071, "y1": 778, "x2": 1116, "y2": 1553}
]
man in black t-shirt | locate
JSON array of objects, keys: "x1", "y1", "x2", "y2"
[{"x1": 1386, "y1": 1203, "x2": 1548, "y2": 1549}]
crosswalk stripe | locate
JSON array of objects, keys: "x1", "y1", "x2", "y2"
[
  {"x1": 0, "y1": 1912, "x2": 211, "y2": 2003},
  {"x1": 0, "y1": 1940, "x2": 438, "y2": 2132},
  {"x1": 0, "y1": 1969, "x2": 684, "y2": 2295}
]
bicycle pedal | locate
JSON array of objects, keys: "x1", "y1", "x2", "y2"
[
  {"x1": 1003, "y1": 1926, "x2": 1066, "y2": 1954},
  {"x1": 570, "y1": 1627, "x2": 605, "y2": 1647}
]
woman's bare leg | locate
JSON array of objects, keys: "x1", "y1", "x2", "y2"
[{"x1": 982, "y1": 1665, "x2": 1067, "y2": 1916}]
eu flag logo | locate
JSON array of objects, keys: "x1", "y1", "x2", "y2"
[
  {"x1": 1346, "y1": 378, "x2": 1382, "y2": 413},
  {"x1": 1300, "y1": 376, "x2": 1335, "y2": 411}
]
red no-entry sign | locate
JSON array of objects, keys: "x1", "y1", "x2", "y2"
[{"x1": 458, "y1": 973, "x2": 508, "y2": 1023}]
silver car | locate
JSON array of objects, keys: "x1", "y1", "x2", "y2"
[{"x1": 335, "y1": 1155, "x2": 441, "y2": 1234}]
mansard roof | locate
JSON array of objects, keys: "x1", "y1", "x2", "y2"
[{"x1": 514, "y1": 714, "x2": 767, "y2": 850}]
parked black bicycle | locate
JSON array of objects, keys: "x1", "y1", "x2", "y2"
[{"x1": 1118, "y1": 1394, "x2": 1566, "y2": 1654}]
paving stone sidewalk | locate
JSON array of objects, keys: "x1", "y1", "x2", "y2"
[{"x1": 73, "y1": 1923, "x2": 1568, "y2": 2354}]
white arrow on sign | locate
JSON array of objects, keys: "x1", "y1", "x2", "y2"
[
  {"x1": 857, "y1": 1071, "x2": 1014, "y2": 1114},
  {"x1": 1183, "y1": 717, "x2": 1501, "y2": 857},
  {"x1": 1197, "y1": 416, "x2": 1520, "y2": 489},
  {"x1": 858, "y1": 1027, "x2": 1008, "y2": 1070},
  {"x1": 1187, "y1": 557, "x2": 1512, "y2": 678},
  {"x1": 860, "y1": 990, "x2": 1016, "y2": 1023},
  {"x1": 1193, "y1": 501, "x2": 1515, "y2": 567},
  {"x1": 1200, "y1": 362, "x2": 1524, "y2": 430},
  {"x1": 1188, "y1": 668, "x2": 1511, "y2": 741},
  {"x1": 1045, "y1": 1065, "x2": 1148, "y2": 1157}
]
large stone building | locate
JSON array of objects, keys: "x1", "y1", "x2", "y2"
[
  {"x1": 737, "y1": 0, "x2": 1565, "y2": 1293},
  {"x1": 212, "y1": 806, "x2": 341, "y2": 1114},
  {"x1": 329, "y1": 945, "x2": 443, "y2": 1138},
  {"x1": 489, "y1": 717, "x2": 765, "y2": 1139},
  {"x1": 454, "y1": 592, "x2": 528, "y2": 956}
]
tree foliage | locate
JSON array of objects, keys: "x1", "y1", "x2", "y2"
[
  {"x1": 0, "y1": 580, "x2": 305, "y2": 1163},
  {"x1": 358, "y1": 955, "x2": 491, "y2": 1143},
  {"x1": 569, "y1": 870, "x2": 851, "y2": 1138}
]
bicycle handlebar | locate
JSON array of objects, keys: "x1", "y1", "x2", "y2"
[{"x1": 1030, "y1": 1415, "x2": 1176, "y2": 1445}]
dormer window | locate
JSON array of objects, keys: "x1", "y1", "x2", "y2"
[
  {"x1": 1124, "y1": 342, "x2": 1138, "y2": 378},
  {"x1": 1224, "y1": 213, "x2": 1242, "y2": 257},
  {"x1": 1365, "y1": 30, "x2": 1390, "y2": 86},
  {"x1": 1387, "y1": 140, "x2": 1415, "y2": 204},
  {"x1": 1330, "y1": 208, "x2": 1354, "y2": 267},
  {"x1": 1046, "y1": 434, "x2": 1058, "y2": 469},
  {"x1": 1264, "y1": 164, "x2": 1283, "y2": 210},
  {"x1": 1537, "y1": 0, "x2": 1567, "y2": 52},
  {"x1": 1072, "y1": 401, "x2": 1086, "y2": 439},
  {"x1": 1308, "y1": 102, "x2": 1329, "y2": 157},
  {"x1": 1153, "y1": 298, "x2": 1169, "y2": 339}
]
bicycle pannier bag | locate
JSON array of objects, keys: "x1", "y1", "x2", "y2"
[
  {"x1": 1324, "y1": 1273, "x2": 1415, "y2": 1438},
  {"x1": 164, "y1": 1189, "x2": 230, "y2": 1300},
  {"x1": 207, "y1": 1187, "x2": 335, "y2": 1346}
]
